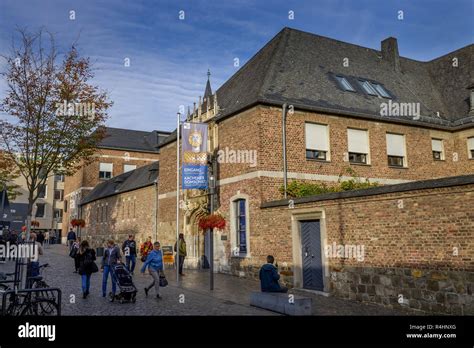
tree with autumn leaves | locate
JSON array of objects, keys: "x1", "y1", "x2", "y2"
[{"x1": 0, "y1": 28, "x2": 112, "y2": 235}]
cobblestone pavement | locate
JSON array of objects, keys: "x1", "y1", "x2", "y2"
[{"x1": 0, "y1": 244, "x2": 420, "y2": 316}]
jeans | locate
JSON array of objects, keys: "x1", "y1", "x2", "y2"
[
  {"x1": 126, "y1": 255, "x2": 136, "y2": 273},
  {"x1": 102, "y1": 265, "x2": 117, "y2": 296},
  {"x1": 81, "y1": 274, "x2": 91, "y2": 293},
  {"x1": 178, "y1": 255, "x2": 185, "y2": 274}
]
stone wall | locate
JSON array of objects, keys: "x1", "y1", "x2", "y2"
[{"x1": 255, "y1": 179, "x2": 474, "y2": 314}]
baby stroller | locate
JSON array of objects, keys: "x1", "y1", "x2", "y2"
[{"x1": 110, "y1": 263, "x2": 137, "y2": 303}]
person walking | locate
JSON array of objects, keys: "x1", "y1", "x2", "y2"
[
  {"x1": 122, "y1": 234, "x2": 137, "y2": 275},
  {"x1": 67, "y1": 228, "x2": 76, "y2": 251},
  {"x1": 174, "y1": 233, "x2": 187, "y2": 276},
  {"x1": 71, "y1": 237, "x2": 81, "y2": 273},
  {"x1": 101, "y1": 240, "x2": 122, "y2": 301},
  {"x1": 141, "y1": 241, "x2": 164, "y2": 299},
  {"x1": 28, "y1": 233, "x2": 44, "y2": 279},
  {"x1": 77, "y1": 240, "x2": 98, "y2": 299},
  {"x1": 37, "y1": 231, "x2": 45, "y2": 246},
  {"x1": 44, "y1": 230, "x2": 50, "y2": 246},
  {"x1": 140, "y1": 236, "x2": 153, "y2": 262},
  {"x1": 259, "y1": 255, "x2": 288, "y2": 293}
]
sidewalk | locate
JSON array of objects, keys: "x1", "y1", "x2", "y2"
[{"x1": 0, "y1": 244, "x2": 420, "y2": 315}]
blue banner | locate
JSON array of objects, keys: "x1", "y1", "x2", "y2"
[{"x1": 182, "y1": 122, "x2": 208, "y2": 189}]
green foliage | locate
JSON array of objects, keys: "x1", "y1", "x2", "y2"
[{"x1": 280, "y1": 167, "x2": 379, "y2": 198}]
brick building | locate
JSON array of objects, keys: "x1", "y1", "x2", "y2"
[
  {"x1": 79, "y1": 28, "x2": 473, "y2": 313},
  {"x1": 63, "y1": 127, "x2": 169, "y2": 242}
]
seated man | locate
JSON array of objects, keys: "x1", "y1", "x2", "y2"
[{"x1": 259, "y1": 255, "x2": 288, "y2": 293}]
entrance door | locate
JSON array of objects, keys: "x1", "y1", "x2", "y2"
[{"x1": 300, "y1": 220, "x2": 324, "y2": 291}]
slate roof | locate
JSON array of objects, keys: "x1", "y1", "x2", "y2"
[
  {"x1": 99, "y1": 127, "x2": 171, "y2": 153},
  {"x1": 261, "y1": 174, "x2": 474, "y2": 208},
  {"x1": 80, "y1": 162, "x2": 159, "y2": 205},
  {"x1": 160, "y1": 27, "x2": 473, "y2": 147}
]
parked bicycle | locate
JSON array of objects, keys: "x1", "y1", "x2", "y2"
[{"x1": 0, "y1": 261, "x2": 61, "y2": 316}]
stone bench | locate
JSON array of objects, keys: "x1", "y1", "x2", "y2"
[{"x1": 250, "y1": 291, "x2": 312, "y2": 315}]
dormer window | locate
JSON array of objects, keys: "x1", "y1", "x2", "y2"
[{"x1": 335, "y1": 76, "x2": 355, "y2": 92}]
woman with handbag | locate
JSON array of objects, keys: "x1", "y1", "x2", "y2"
[
  {"x1": 141, "y1": 241, "x2": 164, "y2": 299},
  {"x1": 78, "y1": 240, "x2": 98, "y2": 299}
]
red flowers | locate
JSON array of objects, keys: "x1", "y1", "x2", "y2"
[
  {"x1": 198, "y1": 213, "x2": 226, "y2": 231},
  {"x1": 31, "y1": 221, "x2": 40, "y2": 227},
  {"x1": 71, "y1": 218, "x2": 86, "y2": 228}
]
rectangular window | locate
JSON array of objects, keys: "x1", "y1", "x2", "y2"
[
  {"x1": 35, "y1": 203, "x2": 45, "y2": 218},
  {"x1": 305, "y1": 123, "x2": 330, "y2": 161},
  {"x1": 386, "y1": 133, "x2": 406, "y2": 167},
  {"x1": 124, "y1": 164, "x2": 137, "y2": 173},
  {"x1": 37, "y1": 185, "x2": 47, "y2": 199},
  {"x1": 359, "y1": 80, "x2": 378, "y2": 96},
  {"x1": 99, "y1": 163, "x2": 113, "y2": 179},
  {"x1": 54, "y1": 189, "x2": 64, "y2": 201},
  {"x1": 54, "y1": 174, "x2": 65, "y2": 182},
  {"x1": 335, "y1": 76, "x2": 355, "y2": 92},
  {"x1": 431, "y1": 139, "x2": 444, "y2": 160},
  {"x1": 347, "y1": 129, "x2": 369, "y2": 164},
  {"x1": 372, "y1": 83, "x2": 391, "y2": 98},
  {"x1": 234, "y1": 199, "x2": 247, "y2": 254},
  {"x1": 468, "y1": 137, "x2": 474, "y2": 159},
  {"x1": 54, "y1": 209, "x2": 63, "y2": 222}
]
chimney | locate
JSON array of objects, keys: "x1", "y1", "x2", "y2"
[{"x1": 381, "y1": 37, "x2": 401, "y2": 73}]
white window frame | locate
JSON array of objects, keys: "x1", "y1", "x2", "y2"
[
  {"x1": 347, "y1": 128, "x2": 370, "y2": 164},
  {"x1": 305, "y1": 122, "x2": 331, "y2": 161},
  {"x1": 124, "y1": 164, "x2": 137, "y2": 173},
  {"x1": 386, "y1": 133, "x2": 407, "y2": 167},
  {"x1": 468, "y1": 137, "x2": 474, "y2": 159},
  {"x1": 229, "y1": 193, "x2": 251, "y2": 258},
  {"x1": 431, "y1": 138, "x2": 445, "y2": 161},
  {"x1": 99, "y1": 163, "x2": 113, "y2": 179}
]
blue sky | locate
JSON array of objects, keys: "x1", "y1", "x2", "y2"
[{"x1": 0, "y1": 0, "x2": 472, "y2": 131}]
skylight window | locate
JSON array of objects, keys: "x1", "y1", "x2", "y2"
[
  {"x1": 372, "y1": 83, "x2": 391, "y2": 98},
  {"x1": 335, "y1": 76, "x2": 355, "y2": 92},
  {"x1": 359, "y1": 80, "x2": 378, "y2": 96}
]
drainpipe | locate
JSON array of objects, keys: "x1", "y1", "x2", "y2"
[
  {"x1": 154, "y1": 178, "x2": 159, "y2": 243},
  {"x1": 282, "y1": 103, "x2": 288, "y2": 199}
]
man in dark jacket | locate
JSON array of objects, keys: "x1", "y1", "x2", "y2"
[
  {"x1": 67, "y1": 229, "x2": 76, "y2": 251},
  {"x1": 122, "y1": 234, "x2": 137, "y2": 275},
  {"x1": 259, "y1": 255, "x2": 288, "y2": 293}
]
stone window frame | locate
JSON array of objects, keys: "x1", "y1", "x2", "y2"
[
  {"x1": 229, "y1": 193, "x2": 251, "y2": 258},
  {"x1": 290, "y1": 208, "x2": 329, "y2": 293},
  {"x1": 467, "y1": 136, "x2": 474, "y2": 160}
]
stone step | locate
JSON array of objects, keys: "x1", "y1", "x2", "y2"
[{"x1": 250, "y1": 291, "x2": 312, "y2": 315}]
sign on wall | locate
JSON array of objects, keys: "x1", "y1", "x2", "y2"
[{"x1": 182, "y1": 122, "x2": 208, "y2": 189}]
